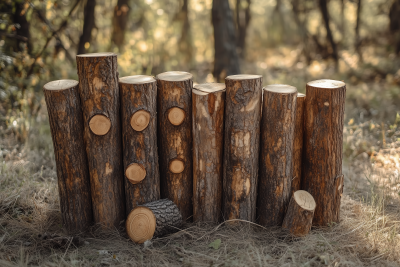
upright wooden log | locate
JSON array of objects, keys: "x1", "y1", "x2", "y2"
[
  {"x1": 192, "y1": 83, "x2": 226, "y2": 223},
  {"x1": 257, "y1": 85, "x2": 297, "y2": 226},
  {"x1": 43, "y1": 80, "x2": 93, "y2": 233},
  {"x1": 76, "y1": 52, "x2": 125, "y2": 228},
  {"x1": 282, "y1": 190, "x2": 316, "y2": 237},
  {"x1": 223, "y1": 75, "x2": 262, "y2": 222},
  {"x1": 126, "y1": 199, "x2": 182, "y2": 244},
  {"x1": 302, "y1": 79, "x2": 346, "y2": 226},
  {"x1": 156, "y1": 71, "x2": 193, "y2": 221},
  {"x1": 291, "y1": 93, "x2": 305, "y2": 195},
  {"x1": 119, "y1": 75, "x2": 160, "y2": 215}
]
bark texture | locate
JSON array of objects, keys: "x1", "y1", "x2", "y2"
[
  {"x1": 257, "y1": 85, "x2": 297, "y2": 226},
  {"x1": 302, "y1": 79, "x2": 346, "y2": 226},
  {"x1": 223, "y1": 75, "x2": 262, "y2": 222},
  {"x1": 43, "y1": 80, "x2": 93, "y2": 234},
  {"x1": 157, "y1": 72, "x2": 193, "y2": 221},
  {"x1": 192, "y1": 84, "x2": 226, "y2": 222},
  {"x1": 76, "y1": 53, "x2": 125, "y2": 228},
  {"x1": 119, "y1": 75, "x2": 160, "y2": 215},
  {"x1": 291, "y1": 93, "x2": 305, "y2": 195}
]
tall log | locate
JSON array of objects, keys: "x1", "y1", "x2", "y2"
[
  {"x1": 257, "y1": 85, "x2": 297, "y2": 226},
  {"x1": 119, "y1": 75, "x2": 160, "y2": 215},
  {"x1": 126, "y1": 198, "x2": 182, "y2": 243},
  {"x1": 76, "y1": 52, "x2": 125, "y2": 228},
  {"x1": 291, "y1": 93, "x2": 305, "y2": 195},
  {"x1": 302, "y1": 79, "x2": 346, "y2": 226},
  {"x1": 43, "y1": 80, "x2": 93, "y2": 233},
  {"x1": 192, "y1": 83, "x2": 226, "y2": 222},
  {"x1": 223, "y1": 75, "x2": 262, "y2": 222},
  {"x1": 156, "y1": 71, "x2": 193, "y2": 221},
  {"x1": 282, "y1": 190, "x2": 316, "y2": 237}
]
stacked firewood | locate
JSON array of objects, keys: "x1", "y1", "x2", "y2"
[{"x1": 44, "y1": 53, "x2": 346, "y2": 243}]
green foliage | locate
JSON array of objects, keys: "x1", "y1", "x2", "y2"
[{"x1": 208, "y1": 238, "x2": 221, "y2": 249}]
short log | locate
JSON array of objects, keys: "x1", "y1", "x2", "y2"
[
  {"x1": 126, "y1": 198, "x2": 182, "y2": 244},
  {"x1": 302, "y1": 79, "x2": 346, "y2": 226},
  {"x1": 257, "y1": 84, "x2": 297, "y2": 226},
  {"x1": 192, "y1": 83, "x2": 226, "y2": 222},
  {"x1": 291, "y1": 93, "x2": 305, "y2": 195},
  {"x1": 43, "y1": 80, "x2": 93, "y2": 233},
  {"x1": 223, "y1": 75, "x2": 263, "y2": 222},
  {"x1": 282, "y1": 190, "x2": 316, "y2": 237},
  {"x1": 76, "y1": 52, "x2": 125, "y2": 228},
  {"x1": 156, "y1": 71, "x2": 193, "y2": 221},
  {"x1": 119, "y1": 75, "x2": 160, "y2": 215}
]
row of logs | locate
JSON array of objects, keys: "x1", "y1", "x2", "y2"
[{"x1": 44, "y1": 53, "x2": 346, "y2": 241}]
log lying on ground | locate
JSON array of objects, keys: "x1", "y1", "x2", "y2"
[
  {"x1": 192, "y1": 83, "x2": 226, "y2": 222},
  {"x1": 43, "y1": 80, "x2": 93, "y2": 233},
  {"x1": 119, "y1": 75, "x2": 160, "y2": 215},
  {"x1": 302, "y1": 79, "x2": 346, "y2": 226},
  {"x1": 76, "y1": 52, "x2": 125, "y2": 228},
  {"x1": 291, "y1": 93, "x2": 305, "y2": 195},
  {"x1": 223, "y1": 75, "x2": 262, "y2": 222},
  {"x1": 257, "y1": 85, "x2": 297, "y2": 226},
  {"x1": 282, "y1": 190, "x2": 316, "y2": 236},
  {"x1": 126, "y1": 198, "x2": 182, "y2": 244},
  {"x1": 156, "y1": 71, "x2": 193, "y2": 221}
]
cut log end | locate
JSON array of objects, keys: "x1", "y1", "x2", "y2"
[
  {"x1": 307, "y1": 79, "x2": 345, "y2": 89},
  {"x1": 294, "y1": 190, "x2": 316, "y2": 211},
  {"x1": 119, "y1": 75, "x2": 156, "y2": 84},
  {"x1": 297, "y1": 93, "x2": 305, "y2": 98},
  {"x1": 43, "y1": 80, "x2": 78, "y2": 91},
  {"x1": 225, "y1": 74, "x2": 262, "y2": 80},
  {"x1": 76, "y1": 52, "x2": 116, "y2": 57},
  {"x1": 169, "y1": 159, "x2": 185, "y2": 174},
  {"x1": 126, "y1": 207, "x2": 156, "y2": 244},
  {"x1": 168, "y1": 107, "x2": 185, "y2": 126},
  {"x1": 89, "y1": 114, "x2": 111, "y2": 136},
  {"x1": 193, "y1": 83, "x2": 226, "y2": 93},
  {"x1": 264, "y1": 84, "x2": 297, "y2": 94},
  {"x1": 130, "y1": 110, "x2": 151, "y2": 131},
  {"x1": 156, "y1": 71, "x2": 192, "y2": 81},
  {"x1": 125, "y1": 163, "x2": 147, "y2": 184}
]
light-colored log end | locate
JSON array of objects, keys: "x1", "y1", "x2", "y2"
[
  {"x1": 193, "y1": 83, "x2": 226, "y2": 93},
  {"x1": 293, "y1": 190, "x2": 316, "y2": 211},
  {"x1": 264, "y1": 84, "x2": 297, "y2": 94},
  {"x1": 168, "y1": 107, "x2": 185, "y2": 126},
  {"x1": 225, "y1": 74, "x2": 262, "y2": 80},
  {"x1": 169, "y1": 159, "x2": 185, "y2": 174},
  {"x1": 126, "y1": 207, "x2": 156, "y2": 244},
  {"x1": 297, "y1": 93, "x2": 305, "y2": 98},
  {"x1": 43, "y1": 80, "x2": 78, "y2": 91},
  {"x1": 125, "y1": 163, "x2": 147, "y2": 184},
  {"x1": 89, "y1": 114, "x2": 111, "y2": 136},
  {"x1": 156, "y1": 71, "x2": 192, "y2": 81},
  {"x1": 307, "y1": 79, "x2": 345, "y2": 89},
  {"x1": 130, "y1": 110, "x2": 151, "y2": 131},
  {"x1": 119, "y1": 75, "x2": 156, "y2": 84},
  {"x1": 76, "y1": 52, "x2": 115, "y2": 57}
]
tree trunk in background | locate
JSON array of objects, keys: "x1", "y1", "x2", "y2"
[
  {"x1": 318, "y1": 0, "x2": 338, "y2": 69},
  {"x1": 235, "y1": 0, "x2": 251, "y2": 58},
  {"x1": 389, "y1": 0, "x2": 400, "y2": 54},
  {"x1": 111, "y1": 0, "x2": 131, "y2": 51},
  {"x1": 78, "y1": 0, "x2": 96, "y2": 55},
  {"x1": 355, "y1": 0, "x2": 362, "y2": 62},
  {"x1": 291, "y1": 0, "x2": 311, "y2": 65},
  {"x1": 340, "y1": 0, "x2": 345, "y2": 39},
  {"x1": 177, "y1": 0, "x2": 193, "y2": 67},
  {"x1": 13, "y1": 1, "x2": 31, "y2": 52},
  {"x1": 212, "y1": 0, "x2": 241, "y2": 81}
]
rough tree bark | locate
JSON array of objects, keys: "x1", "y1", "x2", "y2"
[
  {"x1": 76, "y1": 52, "x2": 125, "y2": 228},
  {"x1": 235, "y1": 0, "x2": 251, "y2": 58},
  {"x1": 192, "y1": 83, "x2": 226, "y2": 222},
  {"x1": 223, "y1": 75, "x2": 262, "y2": 222},
  {"x1": 157, "y1": 71, "x2": 193, "y2": 221},
  {"x1": 43, "y1": 80, "x2": 93, "y2": 233},
  {"x1": 302, "y1": 79, "x2": 346, "y2": 226},
  {"x1": 282, "y1": 190, "x2": 316, "y2": 236},
  {"x1": 212, "y1": 0, "x2": 241, "y2": 81},
  {"x1": 291, "y1": 93, "x2": 305, "y2": 195},
  {"x1": 119, "y1": 75, "x2": 160, "y2": 215},
  {"x1": 126, "y1": 199, "x2": 182, "y2": 243},
  {"x1": 78, "y1": 0, "x2": 96, "y2": 55},
  {"x1": 111, "y1": 0, "x2": 130, "y2": 51},
  {"x1": 257, "y1": 85, "x2": 297, "y2": 226},
  {"x1": 318, "y1": 0, "x2": 338, "y2": 69}
]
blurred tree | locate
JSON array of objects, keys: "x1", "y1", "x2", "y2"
[
  {"x1": 12, "y1": 1, "x2": 31, "y2": 53},
  {"x1": 318, "y1": 0, "x2": 338, "y2": 69},
  {"x1": 212, "y1": 0, "x2": 240, "y2": 81},
  {"x1": 355, "y1": 0, "x2": 362, "y2": 62},
  {"x1": 235, "y1": 0, "x2": 250, "y2": 58},
  {"x1": 291, "y1": 0, "x2": 312, "y2": 65},
  {"x1": 111, "y1": 0, "x2": 131, "y2": 51},
  {"x1": 390, "y1": 0, "x2": 400, "y2": 54},
  {"x1": 174, "y1": 0, "x2": 193, "y2": 67},
  {"x1": 78, "y1": 0, "x2": 96, "y2": 55}
]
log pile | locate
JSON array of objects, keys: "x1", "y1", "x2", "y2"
[{"x1": 43, "y1": 52, "x2": 346, "y2": 242}]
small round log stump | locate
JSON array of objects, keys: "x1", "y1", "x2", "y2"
[
  {"x1": 302, "y1": 79, "x2": 346, "y2": 226},
  {"x1": 119, "y1": 75, "x2": 160, "y2": 214},
  {"x1": 76, "y1": 52, "x2": 125, "y2": 228},
  {"x1": 291, "y1": 93, "x2": 305, "y2": 195},
  {"x1": 192, "y1": 83, "x2": 226, "y2": 223},
  {"x1": 257, "y1": 84, "x2": 297, "y2": 226},
  {"x1": 223, "y1": 74, "x2": 263, "y2": 222},
  {"x1": 43, "y1": 80, "x2": 93, "y2": 234},
  {"x1": 282, "y1": 190, "x2": 316, "y2": 237},
  {"x1": 156, "y1": 71, "x2": 193, "y2": 221},
  {"x1": 126, "y1": 199, "x2": 182, "y2": 244}
]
